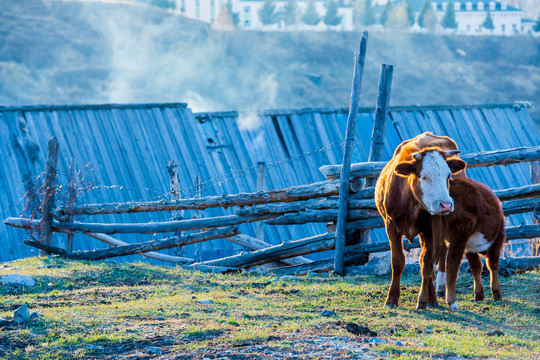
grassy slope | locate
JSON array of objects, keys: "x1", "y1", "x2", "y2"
[
  {"x1": 1, "y1": 0, "x2": 539, "y2": 126},
  {"x1": 0, "y1": 257, "x2": 539, "y2": 359}
]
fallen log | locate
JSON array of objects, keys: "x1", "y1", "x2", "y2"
[
  {"x1": 270, "y1": 243, "x2": 371, "y2": 275},
  {"x1": 182, "y1": 264, "x2": 239, "y2": 274},
  {"x1": 23, "y1": 227, "x2": 238, "y2": 261},
  {"x1": 4, "y1": 213, "x2": 278, "y2": 235},
  {"x1": 83, "y1": 232, "x2": 194, "y2": 264},
  {"x1": 501, "y1": 198, "x2": 540, "y2": 215},
  {"x1": 225, "y1": 234, "x2": 312, "y2": 266},
  {"x1": 500, "y1": 256, "x2": 540, "y2": 273},
  {"x1": 319, "y1": 146, "x2": 540, "y2": 180},
  {"x1": 494, "y1": 184, "x2": 540, "y2": 201},
  {"x1": 57, "y1": 178, "x2": 365, "y2": 216},
  {"x1": 505, "y1": 224, "x2": 540, "y2": 240},
  {"x1": 192, "y1": 232, "x2": 336, "y2": 269}
]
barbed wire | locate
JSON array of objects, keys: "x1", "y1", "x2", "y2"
[{"x1": 75, "y1": 139, "x2": 347, "y2": 202}]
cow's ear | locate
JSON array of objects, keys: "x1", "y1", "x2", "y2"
[
  {"x1": 447, "y1": 159, "x2": 466, "y2": 174},
  {"x1": 395, "y1": 162, "x2": 417, "y2": 177}
]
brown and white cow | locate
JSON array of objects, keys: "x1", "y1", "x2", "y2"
[
  {"x1": 441, "y1": 177, "x2": 506, "y2": 311},
  {"x1": 376, "y1": 132, "x2": 506, "y2": 311},
  {"x1": 375, "y1": 132, "x2": 466, "y2": 309}
]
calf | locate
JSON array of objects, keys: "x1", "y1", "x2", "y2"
[
  {"x1": 375, "y1": 133, "x2": 466, "y2": 309},
  {"x1": 441, "y1": 177, "x2": 506, "y2": 311}
]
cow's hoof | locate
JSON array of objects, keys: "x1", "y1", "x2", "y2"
[
  {"x1": 492, "y1": 291, "x2": 502, "y2": 301},
  {"x1": 416, "y1": 301, "x2": 427, "y2": 310},
  {"x1": 384, "y1": 303, "x2": 397, "y2": 309},
  {"x1": 436, "y1": 290, "x2": 445, "y2": 299},
  {"x1": 427, "y1": 302, "x2": 439, "y2": 308},
  {"x1": 474, "y1": 294, "x2": 485, "y2": 301},
  {"x1": 448, "y1": 302, "x2": 459, "y2": 312}
]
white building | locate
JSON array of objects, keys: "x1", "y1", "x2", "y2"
[
  {"x1": 174, "y1": 0, "x2": 354, "y2": 31},
  {"x1": 412, "y1": 0, "x2": 525, "y2": 35}
]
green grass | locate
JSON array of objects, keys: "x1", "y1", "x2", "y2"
[{"x1": 1, "y1": 257, "x2": 539, "y2": 359}]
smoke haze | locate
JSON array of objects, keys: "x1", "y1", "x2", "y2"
[{"x1": 0, "y1": 0, "x2": 539, "y2": 125}]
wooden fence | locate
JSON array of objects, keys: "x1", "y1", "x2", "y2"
[{"x1": 4, "y1": 136, "x2": 540, "y2": 275}]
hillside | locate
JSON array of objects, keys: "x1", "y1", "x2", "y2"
[{"x1": 1, "y1": 0, "x2": 539, "y2": 125}]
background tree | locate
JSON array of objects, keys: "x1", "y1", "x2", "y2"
[
  {"x1": 482, "y1": 7, "x2": 495, "y2": 30},
  {"x1": 323, "y1": 0, "x2": 342, "y2": 26},
  {"x1": 417, "y1": 0, "x2": 431, "y2": 27},
  {"x1": 422, "y1": 5, "x2": 438, "y2": 31},
  {"x1": 535, "y1": 15, "x2": 540, "y2": 32},
  {"x1": 151, "y1": 0, "x2": 174, "y2": 9},
  {"x1": 404, "y1": 0, "x2": 415, "y2": 26},
  {"x1": 441, "y1": 0, "x2": 458, "y2": 29},
  {"x1": 302, "y1": 0, "x2": 321, "y2": 26},
  {"x1": 258, "y1": 0, "x2": 280, "y2": 25},
  {"x1": 363, "y1": 0, "x2": 377, "y2": 25},
  {"x1": 379, "y1": 0, "x2": 393, "y2": 26},
  {"x1": 281, "y1": 0, "x2": 298, "y2": 27},
  {"x1": 226, "y1": 0, "x2": 240, "y2": 25}
]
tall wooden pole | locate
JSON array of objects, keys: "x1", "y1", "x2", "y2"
[
  {"x1": 39, "y1": 137, "x2": 59, "y2": 256},
  {"x1": 333, "y1": 31, "x2": 368, "y2": 276},
  {"x1": 364, "y1": 64, "x2": 393, "y2": 188},
  {"x1": 357, "y1": 64, "x2": 394, "y2": 247}
]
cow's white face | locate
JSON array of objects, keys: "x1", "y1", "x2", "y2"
[
  {"x1": 418, "y1": 151, "x2": 454, "y2": 215},
  {"x1": 395, "y1": 149, "x2": 466, "y2": 216}
]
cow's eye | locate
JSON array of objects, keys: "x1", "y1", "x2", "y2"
[{"x1": 421, "y1": 176, "x2": 429, "y2": 182}]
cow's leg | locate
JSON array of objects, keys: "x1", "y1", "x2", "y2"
[
  {"x1": 417, "y1": 233, "x2": 437, "y2": 309},
  {"x1": 465, "y1": 252, "x2": 484, "y2": 301},
  {"x1": 446, "y1": 243, "x2": 465, "y2": 312},
  {"x1": 436, "y1": 241, "x2": 448, "y2": 299},
  {"x1": 384, "y1": 221, "x2": 405, "y2": 308},
  {"x1": 486, "y1": 247, "x2": 502, "y2": 301}
]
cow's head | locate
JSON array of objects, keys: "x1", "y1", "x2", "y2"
[{"x1": 395, "y1": 148, "x2": 466, "y2": 215}]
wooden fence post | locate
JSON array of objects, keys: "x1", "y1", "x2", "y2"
[
  {"x1": 532, "y1": 161, "x2": 540, "y2": 256},
  {"x1": 256, "y1": 161, "x2": 266, "y2": 241},
  {"x1": 357, "y1": 64, "x2": 394, "y2": 248},
  {"x1": 167, "y1": 160, "x2": 185, "y2": 257},
  {"x1": 39, "y1": 137, "x2": 59, "y2": 256},
  {"x1": 66, "y1": 159, "x2": 76, "y2": 253},
  {"x1": 334, "y1": 31, "x2": 368, "y2": 276}
]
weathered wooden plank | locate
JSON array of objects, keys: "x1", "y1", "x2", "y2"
[
  {"x1": 4, "y1": 214, "x2": 278, "y2": 235},
  {"x1": 264, "y1": 209, "x2": 380, "y2": 225},
  {"x1": 234, "y1": 198, "x2": 376, "y2": 216},
  {"x1": 319, "y1": 146, "x2": 540, "y2": 180}
]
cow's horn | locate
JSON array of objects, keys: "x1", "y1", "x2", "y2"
[
  {"x1": 445, "y1": 150, "x2": 461, "y2": 157},
  {"x1": 412, "y1": 152, "x2": 422, "y2": 160}
]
